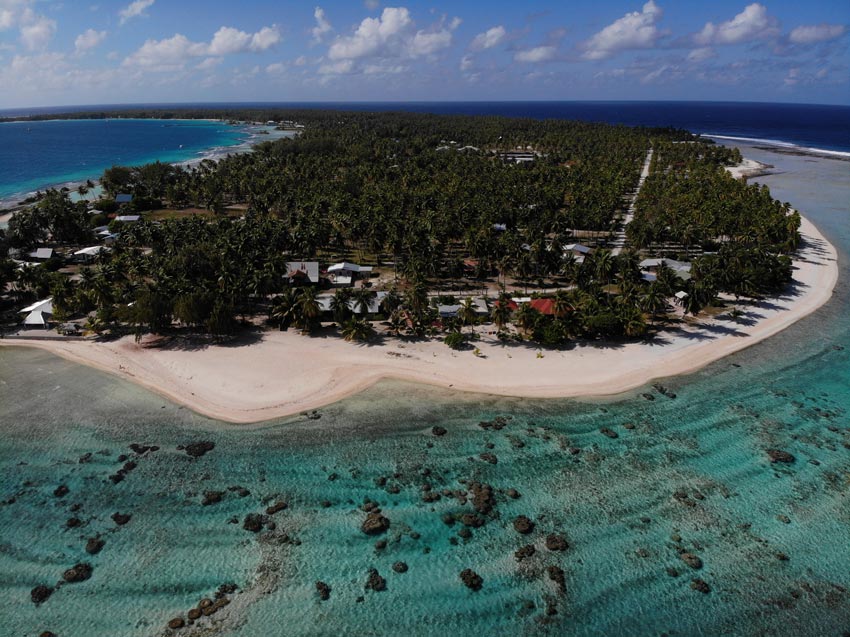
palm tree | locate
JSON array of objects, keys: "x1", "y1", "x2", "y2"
[
  {"x1": 295, "y1": 286, "x2": 321, "y2": 334},
  {"x1": 270, "y1": 288, "x2": 299, "y2": 330},
  {"x1": 492, "y1": 289, "x2": 512, "y2": 332},
  {"x1": 330, "y1": 288, "x2": 353, "y2": 324},
  {"x1": 458, "y1": 297, "x2": 477, "y2": 333},
  {"x1": 351, "y1": 288, "x2": 377, "y2": 317},
  {"x1": 514, "y1": 303, "x2": 540, "y2": 337},
  {"x1": 640, "y1": 282, "x2": 668, "y2": 325},
  {"x1": 341, "y1": 317, "x2": 375, "y2": 342}
]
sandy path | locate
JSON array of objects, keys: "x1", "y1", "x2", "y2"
[{"x1": 2, "y1": 215, "x2": 837, "y2": 424}]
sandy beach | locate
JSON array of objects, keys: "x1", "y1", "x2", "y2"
[{"x1": 1, "y1": 213, "x2": 837, "y2": 423}]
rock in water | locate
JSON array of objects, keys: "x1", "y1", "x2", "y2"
[
  {"x1": 184, "y1": 441, "x2": 215, "y2": 458},
  {"x1": 460, "y1": 569, "x2": 483, "y2": 591},
  {"x1": 111, "y1": 512, "x2": 131, "y2": 525},
  {"x1": 365, "y1": 569, "x2": 386, "y2": 592},
  {"x1": 767, "y1": 449, "x2": 796, "y2": 464},
  {"x1": 361, "y1": 512, "x2": 390, "y2": 535},
  {"x1": 680, "y1": 552, "x2": 703, "y2": 569},
  {"x1": 691, "y1": 578, "x2": 711, "y2": 594},
  {"x1": 30, "y1": 585, "x2": 53, "y2": 605},
  {"x1": 168, "y1": 617, "x2": 185, "y2": 629},
  {"x1": 53, "y1": 485, "x2": 69, "y2": 498},
  {"x1": 547, "y1": 566, "x2": 566, "y2": 594},
  {"x1": 202, "y1": 491, "x2": 224, "y2": 506},
  {"x1": 62, "y1": 563, "x2": 93, "y2": 583},
  {"x1": 85, "y1": 537, "x2": 105, "y2": 555},
  {"x1": 431, "y1": 426, "x2": 447, "y2": 436},
  {"x1": 545, "y1": 534, "x2": 569, "y2": 551},
  {"x1": 392, "y1": 562, "x2": 408, "y2": 573},
  {"x1": 316, "y1": 580, "x2": 331, "y2": 600},
  {"x1": 513, "y1": 515, "x2": 535, "y2": 534}
]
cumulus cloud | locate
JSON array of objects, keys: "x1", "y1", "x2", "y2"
[
  {"x1": 459, "y1": 54, "x2": 473, "y2": 71},
  {"x1": 326, "y1": 7, "x2": 458, "y2": 68},
  {"x1": 470, "y1": 25, "x2": 505, "y2": 51},
  {"x1": 312, "y1": 6, "x2": 333, "y2": 43},
  {"x1": 19, "y1": 10, "x2": 55, "y2": 51},
  {"x1": 514, "y1": 45, "x2": 557, "y2": 63},
  {"x1": 695, "y1": 3, "x2": 779, "y2": 46},
  {"x1": 582, "y1": 0, "x2": 664, "y2": 60},
  {"x1": 266, "y1": 61, "x2": 285, "y2": 74},
  {"x1": 74, "y1": 28, "x2": 107, "y2": 54},
  {"x1": 788, "y1": 23, "x2": 847, "y2": 45},
  {"x1": 124, "y1": 25, "x2": 280, "y2": 70},
  {"x1": 318, "y1": 58, "x2": 354, "y2": 74},
  {"x1": 119, "y1": 0, "x2": 154, "y2": 25}
]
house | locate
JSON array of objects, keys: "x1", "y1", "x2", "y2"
[
  {"x1": 27, "y1": 247, "x2": 54, "y2": 260},
  {"x1": 74, "y1": 246, "x2": 110, "y2": 262},
  {"x1": 316, "y1": 291, "x2": 388, "y2": 316},
  {"x1": 529, "y1": 298, "x2": 557, "y2": 316},
  {"x1": 286, "y1": 261, "x2": 320, "y2": 285},
  {"x1": 639, "y1": 258, "x2": 692, "y2": 281},
  {"x1": 564, "y1": 243, "x2": 591, "y2": 256},
  {"x1": 438, "y1": 304, "x2": 462, "y2": 318},
  {"x1": 327, "y1": 262, "x2": 374, "y2": 287},
  {"x1": 20, "y1": 297, "x2": 53, "y2": 328},
  {"x1": 114, "y1": 215, "x2": 140, "y2": 223}
]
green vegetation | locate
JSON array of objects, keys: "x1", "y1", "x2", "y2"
[{"x1": 1, "y1": 109, "x2": 800, "y2": 346}]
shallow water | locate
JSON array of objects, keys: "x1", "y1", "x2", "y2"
[{"x1": 0, "y1": 145, "x2": 848, "y2": 636}]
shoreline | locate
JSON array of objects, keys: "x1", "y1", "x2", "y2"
[
  {"x1": 0, "y1": 119, "x2": 278, "y2": 210},
  {"x1": 1, "y1": 214, "x2": 838, "y2": 424}
]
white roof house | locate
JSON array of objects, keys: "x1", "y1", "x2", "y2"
[
  {"x1": 639, "y1": 258, "x2": 692, "y2": 273},
  {"x1": 675, "y1": 290, "x2": 689, "y2": 300},
  {"x1": 438, "y1": 304, "x2": 462, "y2": 318},
  {"x1": 75, "y1": 246, "x2": 110, "y2": 257},
  {"x1": 286, "y1": 261, "x2": 320, "y2": 284},
  {"x1": 316, "y1": 291, "x2": 388, "y2": 315},
  {"x1": 327, "y1": 262, "x2": 374, "y2": 274},
  {"x1": 20, "y1": 297, "x2": 54, "y2": 328},
  {"x1": 23, "y1": 310, "x2": 50, "y2": 327},
  {"x1": 27, "y1": 247, "x2": 54, "y2": 260},
  {"x1": 565, "y1": 243, "x2": 591, "y2": 255},
  {"x1": 21, "y1": 297, "x2": 54, "y2": 314},
  {"x1": 115, "y1": 215, "x2": 140, "y2": 223}
]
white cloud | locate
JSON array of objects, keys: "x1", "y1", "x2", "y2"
[
  {"x1": 293, "y1": 55, "x2": 308, "y2": 66},
  {"x1": 687, "y1": 46, "x2": 715, "y2": 62},
  {"x1": 318, "y1": 58, "x2": 354, "y2": 74},
  {"x1": 208, "y1": 27, "x2": 252, "y2": 56},
  {"x1": 0, "y1": 9, "x2": 15, "y2": 30},
  {"x1": 364, "y1": 0, "x2": 379, "y2": 9},
  {"x1": 460, "y1": 54, "x2": 472, "y2": 71},
  {"x1": 695, "y1": 3, "x2": 779, "y2": 46},
  {"x1": 124, "y1": 24, "x2": 280, "y2": 70},
  {"x1": 583, "y1": 0, "x2": 664, "y2": 60},
  {"x1": 312, "y1": 6, "x2": 333, "y2": 43},
  {"x1": 266, "y1": 61, "x2": 285, "y2": 74},
  {"x1": 74, "y1": 28, "x2": 106, "y2": 54},
  {"x1": 470, "y1": 25, "x2": 505, "y2": 51},
  {"x1": 196, "y1": 56, "x2": 222, "y2": 71},
  {"x1": 327, "y1": 7, "x2": 457, "y2": 64},
  {"x1": 19, "y1": 10, "x2": 55, "y2": 51},
  {"x1": 515, "y1": 45, "x2": 556, "y2": 63},
  {"x1": 328, "y1": 7, "x2": 412, "y2": 59},
  {"x1": 119, "y1": 0, "x2": 154, "y2": 25},
  {"x1": 788, "y1": 23, "x2": 846, "y2": 45},
  {"x1": 250, "y1": 26, "x2": 281, "y2": 51}
]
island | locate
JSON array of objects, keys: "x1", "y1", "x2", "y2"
[{"x1": 0, "y1": 109, "x2": 838, "y2": 422}]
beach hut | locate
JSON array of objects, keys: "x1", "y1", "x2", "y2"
[
  {"x1": 20, "y1": 297, "x2": 54, "y2": 328},
  {"x1": 286, "y1": 261, "x2": 320, "y2": 285},
  {"x1": 327, "y1": 262, "x2": 373, "y2": 287},
  {"x1": 27, "y1": 247, "x2": 54, "y2": 260},
  {"x1": 74, "y1": 246, "x2": 110, "y2": 262}
]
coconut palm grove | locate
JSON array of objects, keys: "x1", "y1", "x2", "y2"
[{"x1": 0, "y1": 109, "x2": 800, "y2": 345}]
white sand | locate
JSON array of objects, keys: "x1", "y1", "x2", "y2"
[
  {"x1": 2, "y1": 216, "x2": 837, "y2": 424},
  {"x1": 727, "y1": 157, "x2": 773, "y2": 179}
]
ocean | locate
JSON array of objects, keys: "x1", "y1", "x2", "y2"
[
  {"x1": 0, "y1": 104, "x2": 848, "y2": 636},
  {"x1": 0, "y1": 118, "x2": 278, "y2": 207}
]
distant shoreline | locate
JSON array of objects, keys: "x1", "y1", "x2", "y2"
[{"x1": 0, "y1": 119, "x2": 283, "y2": 210}]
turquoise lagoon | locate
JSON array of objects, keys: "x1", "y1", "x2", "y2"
[{"x1": 0, "y1": 144, "x2": 848, "y2": 636}]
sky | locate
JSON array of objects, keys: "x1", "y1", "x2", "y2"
[{"x1": 0, "y1": 0, "x2": 848, "y2": 109}]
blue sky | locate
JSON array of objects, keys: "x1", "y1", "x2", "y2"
[{"x1": 0, "y1": 0, "x2": 848, "y2": 108}]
